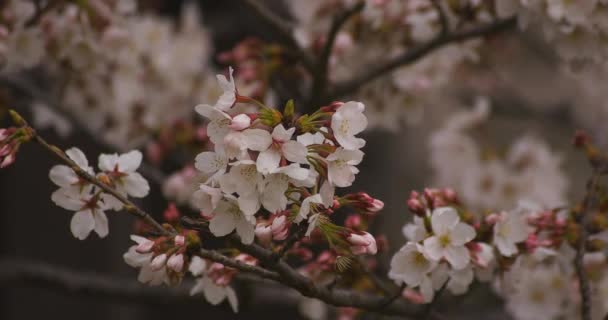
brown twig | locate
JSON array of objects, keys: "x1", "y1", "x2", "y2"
[
  {"x1": 328, "y1": 17, "x2": 517, "y2": 99},
  {"x1": 309, "y1": 1, "x2": 365, "y2": 109},
  {"x1": 241, "y1": 0, "x2": 315, "y2": 72},
  {"x1": 574, "y1": 169, "x2": 602, "y2": 320},
  {"x1": 430, "y1": 0, "x2": 449, "y2": 36}
]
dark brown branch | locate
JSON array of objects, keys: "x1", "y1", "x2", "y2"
[
  {"x1": 0, "y1": 258, "x2": 297, "y2": 308},
  {"x1": 430, "y1": 0, "x2": 449, "y2": 36},
  {"x1": 198, "y1": 249, "x2": 281, "y2": 282},
  {"x1": 574, "y1": 170, "x2": 601, "y2": 320},
  {"x1": 328, "y1": 17, "x2": 517, "y2": 99},
  {"x1": 241, "y1": 0, "x2": 315, "y2": 72},
  {"x1": 309, "y1": 1, "x2": 365, "y2": 108},
  {"x1": 231, "y1": 237, "x2": 422, "y2": 318}
]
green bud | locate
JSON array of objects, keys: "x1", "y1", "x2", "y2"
[
  {"x1": 8, "y1": 110, "x2": 26, "y2": 127},
  {"x1": 284, "y1": 99, "x2": 295, "y2": 120},
  {"x1": 259, "y1": 108, "x2": 282, "y2": 127}
]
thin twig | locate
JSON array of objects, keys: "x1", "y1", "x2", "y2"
[
  {"x1": 328, "y1": 17, "x2": 517, "y2": 99},
  {"x1": 309, "y1": 1, "x2": 365, "y2": 109},
  {"x1": 30, "y1": 131, "x2": 170, "y2": 236},
  {"x1": 241, "y1": 0, "x2": 315, "y2": 72},
  {"x1": 574, "y1": 169, "x2": 602, "y2": 320},
  {"x1": 430, "y1": 0, "x2": 449, "y2": 36}
]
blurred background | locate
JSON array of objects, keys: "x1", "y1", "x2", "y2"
[{"x1": 0, "y1": 0, "x2": 600, "y2": 319}]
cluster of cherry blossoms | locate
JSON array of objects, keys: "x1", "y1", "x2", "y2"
[
  {"x1": 496, "y1": 0, "x2": 608, "y2": 71},
  {"x1": 50, "y1": 148, "x2": 149, "y2": 239},
  {"x1": 429, "y1": 97, "x2": 568, "y2": 211},
  {"x1": 0, "y1": 0, "x2": 216, "y2": 147}
]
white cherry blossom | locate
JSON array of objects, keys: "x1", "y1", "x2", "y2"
[
  {"x1": 256, "y1": 124, "x2": 308, "y2": 174},
  {"x1": 192, "y1": 185, "x2": 222, "y2": 215},
  {"x1": 208, "y1": 197, "x2": 256, "y2": 244},
  {"x1": 389, "y1": 243, "x2": 436, "y2": 287},
  {"x1": 98, "y1": 150, "x2": 150, "y2": 199},
  {"x1": 493, "y1": 209, "x2": 530, "y2": 257},
  {"x1": 423, "y1": 207, "x2": 476, "y2": 269},
  {"x1": 331, "y1": 101, "x2": 367, "y2": 150},
  {"x1": 326, "y1": 148, "x2": 364, "y2": 187},
  {"x1": 49, "y1": 147, "x2": 93, "y2": 192},
  {"x1": 190, "y1": 276, "x2": 238, "y2": 312},
  {"x1": 51, "y1": 188, "x2": 110, "y2": 240},
  {"x1": 294, "y1": 194, "x2": 323, "y2": 223}
]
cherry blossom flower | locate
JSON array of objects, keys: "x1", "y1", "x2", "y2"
[
  {"x1": 256, "y1": 124, "x2": 307, "y2": 174},
  {"x1": 331, "y1": 101, "x2": 367, "y2": 150},
  {"x1": 493, "y1": 209, "x2": 530, "y2": 257},
  {"x1": 208, "y1": 197, "x2": 255, "y2": 244},
  {"x1": 423, "y1": 207, "x2": 476, "y2": 269},
  {"x1": 190, "y1": 276, "x2": 238, "y2": 312},
  {"x1": 192, "y1": 185, "x2": 223, "y2": 215},
  {"x1": 98, "y1": 150, "x2": 150, "y2": 199},
  {"x1": 51, "y1": 188, "x2": 110, "y2": 240},
  {"x1": 389, "y1": 243, "x2": 436, "y2": 287},
  {"x1": 49, "y1": 147, "x2": 93, "y2": 192},
  {"x1": 326, "y1": 148, "x2": 364, "y2": 187},
  {"x1": 123, "y1": 235, "x2": 169, "y2": 286}
]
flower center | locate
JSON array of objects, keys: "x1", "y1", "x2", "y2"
[
  {"x1": 439, "y1": 234, "x2": 451, "y2": 247},
  {"x1": 339, "y1": 120, "x2": 350, "y2": 135}
]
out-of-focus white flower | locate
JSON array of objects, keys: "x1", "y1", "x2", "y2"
[
  {"x1": 423, "y1": 207, "x2": 476, "y2": 269},
  {"x1": 493, "y1": 209, "x2": 530, "y2": 257},
  {"x1": 190, "y1": 276, "x2": 239, "y2": 312}
]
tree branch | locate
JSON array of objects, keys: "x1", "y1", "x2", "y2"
[
  {"x1": 574, "y1": 169, "x2": 602, "y2": 320},
  {"x1": 309, "y1": 1, "x2": 365, "y2": 108},
  {"x1": 231, "y1": 237, "x2": 422, "y2": 318},
  {"x1": 328, "y1": 16, "x2": 517, "y2": 99},
  {"x1": 0, "y1": 258, "x2": 297, "y2": 309},
  {"x1": 241, "y1": 0, "x2": 315, "y2": 72}
]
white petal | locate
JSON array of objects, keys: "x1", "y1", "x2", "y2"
[
  {"x1": 209, "y1": 212, "x2": 236, "y2": 237},
  {"x1": 271, "y1": 124, "x2": 295, "y2": 142},
  {"x1": 118, "y1": 150, "x2": 143, "y2": 172},
  {"x1": 237, "y1": 192, "x2": 260, "y2": 216},
  {"x1": 328, "y1": 161, "x2": 355, "y2": 187},
  {"x1": 123, "y1": 173, "x2": 150, "y2": 198},
  {"x1": 450, "y1": 223, "x2": 476, "y2": 246},
  {"x1": 420, "y1": 276, "x2": 434, "y2": 303},
  {"x1": 98, "y1": 153, "x2": 119, "y2": 172},
  {"x1": 431, "y1": 207, "x2": 460, "y2": 235},
  {"x1": 236, "y1": 217, "x2": 255, "y2": 244},
  {"x1": 256, "y1": 148, "x2": 281, "y2": 174},
  {"x1": 70, "y1": 210, "x2": 95, "y2": 240},
  {"x1": 65, "y1": 147, "x2": 89, "y2": 169},
  {"x1": 422, "y1": 236, "x2": 444, "y2": 261},
  {"x1": 207, "y1": 118, "x2": 231, "y2": 144},
  {"x1": 202, "y1": 277, "x2": 227, "y2": 305},
  {"x1": 243, "y1": 129, "x2": 272, "y2": 151},
  {"x1": 93, "y1": 211, "x2": 109, "y2": 238},
  {"x1": 275, "y1": 163, "x2": 309, "y2": 181},
  {"x1": 282, "y1": 141, "x2": 308, "y2": 163},
  {"x1": 49, "y1": 165, "x2": 78, "y2": 187},
  {"x1": 445, "y1": 245, "x2": 470, "y2": 270},
  {"x1": 188, "y1": 256, "x2": 207, "y2": 276},
  {"x1": 226, "y1": 286, "x2": 239, "y2": 313},
  {"x1": 195, "y1": 151, "x2": 227, "y2": 174},
  {"x1": 51, "y1": 188, "x2": 83, "y2": 211},
  {"x1": 319, "y1": 181, "x2": 335, "y2": 207}
]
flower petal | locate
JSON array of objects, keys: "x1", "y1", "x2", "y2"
[
  {"x1": 445, "y1": 245, "x2": 470, "y2": 270},
  {"x1": 431, "y1": 207, "x2": 459, "y2": 235},
  {"x1": 93, "y1": 211, "x2": 109, "y2": 238},
  {"x1": 123, "y1": 172, "x2": 150, "y2": 198},
  {"x1": 70, "y1": 210, "x2": 95, "y2": 240},
  {"x1": 118, "y1": 150, "x2": 142, "y2": 172}
]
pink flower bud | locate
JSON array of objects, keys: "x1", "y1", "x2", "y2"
[
  {"x1": 229, "y1": 114, "x2": 251, "y2": 130},
  {"x1": 442, "y1": 188, "x2": 458, "y2": 203},
  {"x1": 271, "y1": 215, "x2": 288, "y2": 240},
  {"x1": 368, "y1": 199, "x2": 384, "y2": 212},
  {"x1": 407, "y1": 198, "x2": 425, "y2": 216},
  {"x1": 0, "y1": 153, "x2": 15, "y2": 168},
  {"x1": 345, "y1": 215, "x2": 362, "y2": 229},
  {"x1": 255, "y1": 224, "x2": 272, "y2": 246},
  {"x1": 167, "y1": 254, "x2": 184, "y2": 272},
  {"x1": 347, "y1": 232, "x2": 377, "y2": 255},
  {"x1": 136, "y1": 239, "x2": 154, "y2": 253},
  {"x1": 174, "y1": 235, "x2": 185, "y2": 246},
  {"x1": 163, "y1": 203, "x2": 180, "y2": 223},
  {"x1": 485, "y1": 213, "x2": 500, "y2": 225},
  {"x1": 150, "y1": 253, "x2": 167, "y2": 270},
  {"x1": 402, "y1": 288, "x2": 425, "y2": 304}
]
